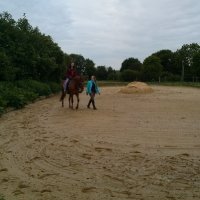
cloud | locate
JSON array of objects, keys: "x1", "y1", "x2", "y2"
[{"x1": 1, "y1": 0, "x2": 200, "y2": 69}]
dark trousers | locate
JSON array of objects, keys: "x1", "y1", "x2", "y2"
[{"x1": 87, "y1": 93, "x2": 96, "y2": 109}]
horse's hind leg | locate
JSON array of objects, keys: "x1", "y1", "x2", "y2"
[
  {"x1": 60, "y1": 90, "x2": 66, "y2": 107},
  {"x1": 72, "y1": 96, "x2": 74, "y2": 109},
  {"x1": 68, "y1": 95, "x2": 71, "y2": 108},
  {"x1": 62, "y1": 99, "x2": 64, "y2": 107}
]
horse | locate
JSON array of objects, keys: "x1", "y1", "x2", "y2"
[{"x1": 60, "y1": 75, "x2": 84, "y2": 109}]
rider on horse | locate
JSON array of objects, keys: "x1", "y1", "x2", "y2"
[
  {"x1": 63, "y1": 62, "x2": 77, "y2": 93},
  {"x1": 60, "y1": 62, "x2": 84, "y2": 108}
]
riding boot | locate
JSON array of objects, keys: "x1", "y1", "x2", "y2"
[
  {"x1": 66, "y1": 83, "x2": 69, "y2": 93},
  {"x1": 92, "y1": 100, "x2": 97, "y2": 110},
  {"x1": 87, "y1": 99, "x2": 92, "y2": 108}
]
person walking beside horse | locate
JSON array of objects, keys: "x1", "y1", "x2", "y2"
[{"x1": 86, "y1": 75, "x2": 100, "y2": 110}]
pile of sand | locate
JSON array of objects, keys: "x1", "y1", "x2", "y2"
[{"x1": 119, "y1": 81, "x2": 153, "y2": 94}]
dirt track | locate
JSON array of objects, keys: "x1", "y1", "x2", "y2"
[{"x1": 0, "y1": 86, "x2": 200, "y2": 200}]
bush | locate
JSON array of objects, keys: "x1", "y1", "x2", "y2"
[
  {"x1": 0, "y1": 80, "x2": 59, "y2": 113},
  {"x1": 0, "y1": 194, "x2": 5, "y2": 200},
  {"x1": 4, "y1": 89, "x2": 26, "y2": 109},
  {"x1": 0, "y1": 96, "x2": 7, "y2": 115},
  {"x1": 0, "y1": 107, "x2": 4, "y2": 116},
  {"x1": 47, "y1": 82, "x2": 61, "y2": 93},
  {"x1": 121, "y1": 70, "x2": 141, "y2": 82},
  {"x1": 161, "y1": 72, "x2": 181, "y2": 82},
  {"x1": 0, "y1": 82, "x2": 10, "y2": 108},
  {"x1": 16, "y1": 80, "x2": 51, "y2": 96},
  {"x1": 0, "y1": 82, "x2": 40, "y2": 109},
  {"x1": 22, "y1": 91, "x2": 39, "y2": 102},
  {"x1": 0, "y1": 96, "x2": 7, "y2": 108}
]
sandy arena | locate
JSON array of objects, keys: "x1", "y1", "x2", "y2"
[{"x1": 0, "y1": 85, "x2": 200, "y2": 200}]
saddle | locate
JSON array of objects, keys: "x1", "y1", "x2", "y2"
[{"x1": 65, "y1": 80, "x2": 83, "y2": 93}]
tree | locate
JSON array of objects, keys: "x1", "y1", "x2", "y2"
[
  {"x1": 120, "y1": 57, "x2": 142, "y2": 72},
  {"x1": 142, "y1": 56, "x2": 163, "y2": 81},
  {"x1": 152, "y1": 49, "x2": 174, "y2": 73},
  {"x1": 107, "y1": 72, "x2": 118, "y2": 80},
  {"x1": 0, "y1": 11, "x2": 15, "y2": 26},
  {"x1": 191, "y1": 52, "x2": 200, "y2": 80},
  {"x1": 17, "y1": 13, "x2": 32, "y2": 32},
  {"x1": 175, "y1": 43, "x2": 200, "y2": 81},
  {"x1": 83, "y1": 58, "x2": 96, "y2": 78},
  {"x1": 178, "y1": 43, "x2": 200, "y2": 67},
  {"x1": 0, "y1": 11, "x2": 65, "y2": 82},
  {"x1": 0, "y1": 51, "x2": 16, "y2": 81},
  {"x1": 96, "y1": 66, "x2": 107, "y2": 80},
  {"x1": 107, "y1": 66, "x2": 117, "y2": 80},
  {"x1": 121, "y1": 69, "x2": 140, "y2": 82}
]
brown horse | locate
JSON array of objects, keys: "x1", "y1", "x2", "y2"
[{"x1": 60, "y1": 75, "x2": 84, "y2": 109}]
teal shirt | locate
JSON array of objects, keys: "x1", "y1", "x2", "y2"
[{"x1": 86, "y1": 80, "x2": 100, "y2": 94}]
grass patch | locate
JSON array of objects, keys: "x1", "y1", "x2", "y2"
[
  {"x1": 150, "y1": 82, "x2": 200, "y2": 88},
  {"x1": 97, "y1": 81, "x2": 128, "y2": 87},
  {"x1": 0, "y1": 194, "x2": 5, "y2": 200}
]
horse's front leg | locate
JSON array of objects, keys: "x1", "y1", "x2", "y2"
[
  {"x1": 75, "y1": 94, "x2": 79, "y2": 109},
  {"x1": 69, "y1": 95, "x2": 74, "y2": 109}
]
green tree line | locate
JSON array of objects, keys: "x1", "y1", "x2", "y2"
[
  {"x1": 0, "y1": 12, "x2": 66, "y2": 82},
  {"x1": 1, "y1": 11, "x2": 200, "y2": 114},
  {"x1": 120, "y1": 44, "x2": 200, "y2": 82},
  {"x1": 1, "y1": 11, "x2": 200, "y2": 83}
]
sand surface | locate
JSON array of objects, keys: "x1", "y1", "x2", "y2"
[{"x1": 0, "y1": 86, "x2": 200, "y2": 200}]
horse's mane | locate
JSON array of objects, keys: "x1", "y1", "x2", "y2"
[{"x1": 69, "y1": 75, "x2": 84, "y2": 93}]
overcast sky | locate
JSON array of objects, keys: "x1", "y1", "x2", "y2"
[{"x1": 1, "y1": 0, "x2": 200, "y2": 69}]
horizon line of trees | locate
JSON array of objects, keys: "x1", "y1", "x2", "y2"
[{"x1": 1, "y1": 11, "x2": 200, "y2": 83}]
